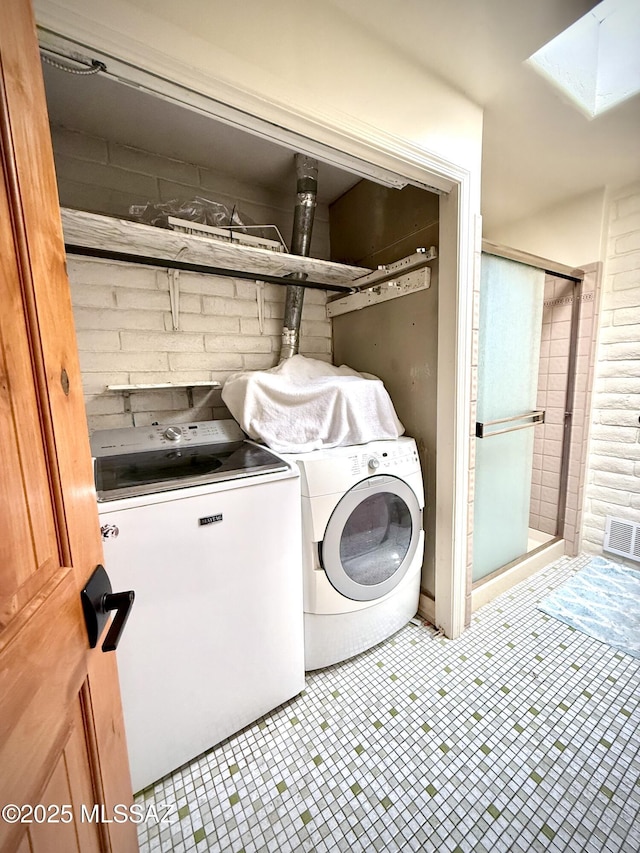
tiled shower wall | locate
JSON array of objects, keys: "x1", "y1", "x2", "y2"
[
  {"x1": 530, "y1": 275, "x2": 573, "y2": 536},
  {"x1": 529, "y1": 268, "x2": 600, "y2": 552},
  {"x1": 68, "y1": 256, "x2": 332, "y2": 433}
]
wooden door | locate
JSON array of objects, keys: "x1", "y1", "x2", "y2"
[{"x1": 0, "y1": 1, "x2": 137, "y2": 851}]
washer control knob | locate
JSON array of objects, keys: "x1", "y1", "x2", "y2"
[
  {"x1": 368, "y1": 456, "x2": 380, "y2": 471},
  {"x1": 163, "y1": 426, "x2": 182, "y2": 442}
]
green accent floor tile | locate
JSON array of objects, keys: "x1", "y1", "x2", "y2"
[
  {"x1": 290, "y1": 716, "x2": 300, "y2": 725},
  {"x1": 421, "y1": 722, "x2": 432, "y2": 733},
  {"x1": 437, "y1": 688, "x2": 447, "y2": 697},
  {"x1": 528, "y1": 707, "x2": 540, "y2": 716},
  {"x1": 313, "y1": 755, "x2": 323, "y2": 766},
  {"x1": 487, "y1": 804, "x2": 501, "y2": 819},
  {"x1": 472, "y1": 712, "x2": 483, "y2": 721},
  {"x1": 409, "y1": 692, "x2": 419, "y2": 701},
  {"x1": 554, "y1": 740, "x2": 566, "y2": 752},
  {"x1": 300, "y1": 810, "x2": 312, "y2": 826},
  {"x1": 380, "y1": 796, "x2": 393, "y2": 810},
  {"x1": 350, "y1": 782, "x2": 362, "y2": 796},
  {"x1": 373, "y1": 720, "x2": 383, "y2": 729},
  {"x1": 530, "y1": 771, "x2": 543, "y2": 784},
  {"x1": 331, "y1": 690, "x2": 340, "y2": 698},
  {"x1": 513, "y1": 723, "x2": 525, "y2": 734},
  {"x1": 541, "y1": 824, "x2": 555, "y2": 840},
  {"x1": 559, "y1": 702, "x2": 570, "y2": 711},
  {"x1": 438, "y1": 743, "x2": 450, "y2": 754},
  {"x1": 178, "y1": 805, "x2": 189, "y2": 820},
  {"x1": 600, "y1": 785, "x2": 614, "y2": 799},
  {"x1": 390, "y1": 673, "x2": 398, "y2": 681},
  {"x1": 480, "y1": 744, "x2": 491, "y2": 755},
  {"x1": 193, "y1": 828, "x2": 206, "y2": 844},
  {"x1": 320, "y1": 721, "x2": 329, "y2": 730},
  {"x1": 389, "y1": 707, "x2": 398, "y2": 716},
  {"x1": 355, "y1": 744, "x2": 365, "y2": 755},
  {"x1": 228, "y1": 764, "x2": 239, "y2": 775},
  {"x1": 276, "y1": 781, "x2": 287, "y2": 794},
  {"x1": 228, "y1": 793, "x2": 240, "y2": 807},
  {"x1": 426, "y1": 783, "x2": 437, "y2": 797},
  {"x1": 599, "y1": 738, "x2": 612, "y2": 748},
  {"x1": 500, "y1": 686, "x2": 510, "y2": 694}
]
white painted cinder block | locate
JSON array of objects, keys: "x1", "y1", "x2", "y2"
[
  {"x1": 583, "y1": 183, "x2": 640, "y2": 554},
  {"x1": 68, "y1": 255, "x2": 333, "y2": 431}
]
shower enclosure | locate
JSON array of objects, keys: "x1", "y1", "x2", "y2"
[{"x1": 472, "y1": 248, "x2": 583, "y2": 586}]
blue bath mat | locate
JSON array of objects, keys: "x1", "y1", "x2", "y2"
[{"x1": 538, "y1": 556, "x2": 640, "y2": 659}]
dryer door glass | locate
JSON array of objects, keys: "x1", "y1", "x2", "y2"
[
  {"x1": 321, "y1": 475, "x2": 422, "y2": 602},
  {"x1": 340, "y1": 492, "x2": 412, "y2": 585}
]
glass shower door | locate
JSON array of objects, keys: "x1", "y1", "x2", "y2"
[{"x1": 472, "y1": 254, "x2": 545, "y2": 582}]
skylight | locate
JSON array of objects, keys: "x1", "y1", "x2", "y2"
[{"x1": 527, "y1": 0, "x2": 640, "y2": 118}]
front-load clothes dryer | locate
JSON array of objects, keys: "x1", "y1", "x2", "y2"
[{"x1": 283, "y1": 437, "x2": 424, "y2": 670}]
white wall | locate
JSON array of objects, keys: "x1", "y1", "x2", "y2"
[
  {"x1": 582, "y1": 181, "x2": 640, "y2": 561},
  {"x1": 484, "y1": 188, "x2": 607, "y2": 268}
]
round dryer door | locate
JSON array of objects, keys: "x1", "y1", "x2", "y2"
[{"x1": 320, "y1": 475, "x2": 422, "y2": 602}]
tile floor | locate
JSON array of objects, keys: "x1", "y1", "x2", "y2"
[{"x1": 136, "y1": 554, "x2": 640, "y2": 852}]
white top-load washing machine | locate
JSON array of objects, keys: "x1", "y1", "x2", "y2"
[
  {"x1": 91, "y1": 419, "x2": 304, "y2": 793},
  {"x1": 282, "y1": 436, "x2": 424, "y2": 670}
]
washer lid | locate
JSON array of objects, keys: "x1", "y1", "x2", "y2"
[{"x1": 94, "y1": 440, "x2": 288, "y2": 501}]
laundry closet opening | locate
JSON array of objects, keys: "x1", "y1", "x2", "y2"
[{"x1": 40, "y1": 55, "x2": 442, "y2": 609}]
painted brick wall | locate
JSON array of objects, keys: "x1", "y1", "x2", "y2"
[
  {"x1": 50, "y1": 125, "x2": 331, "y2": 260},
  {"x1": 583, "y1": 182, "x2": 640, "y2": 561},
  {"x1": 69, "y1": 257, "x2": 332, "y2": 432}
]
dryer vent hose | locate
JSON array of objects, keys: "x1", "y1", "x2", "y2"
[{"x1": 279, "y1": 154, "x2": 318, "y2": 362}]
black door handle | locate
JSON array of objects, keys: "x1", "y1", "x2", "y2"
[{"x1": 81, "y1": 564, "x2": 135, "y2": 653}]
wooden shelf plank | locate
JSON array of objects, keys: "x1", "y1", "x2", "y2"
[{"x1": 61, "y1": 209, "x2": 370, "y2": 286}]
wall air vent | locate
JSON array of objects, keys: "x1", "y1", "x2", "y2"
[{"x1": 603, "y1": 516, "x2": 640, "y2": 563}]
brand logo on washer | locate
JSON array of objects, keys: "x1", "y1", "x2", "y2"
[{"x1": 199, "y1": 514, "x2": 223, "y2": 526}]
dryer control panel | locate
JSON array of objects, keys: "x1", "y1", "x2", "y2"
[{"x1": 295, "y1": 437, "x2": 421, "y2": 498}]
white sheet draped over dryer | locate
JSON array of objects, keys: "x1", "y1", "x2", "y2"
[{"x1": 221, "y1": 355, "x2": 404, "y2": 453}]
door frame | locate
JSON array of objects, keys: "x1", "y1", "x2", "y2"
[{"x1": 34, "y1": 12, "x2": 477, "y2": 640}]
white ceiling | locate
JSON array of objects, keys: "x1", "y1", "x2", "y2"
[
  {"x1": 42, "y1": 0, "x2": 640, "y2": 230},
  {"x1": 327, "y1": 0, "x2": 640, "y2": 229}
]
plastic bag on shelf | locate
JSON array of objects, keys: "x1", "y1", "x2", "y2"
[
  {"x1": 128, "y1": 197, "x2": 287, "y2": 251},
  {"x1": 129, "y1": 196, "x2": 245, "y2": 228}
]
